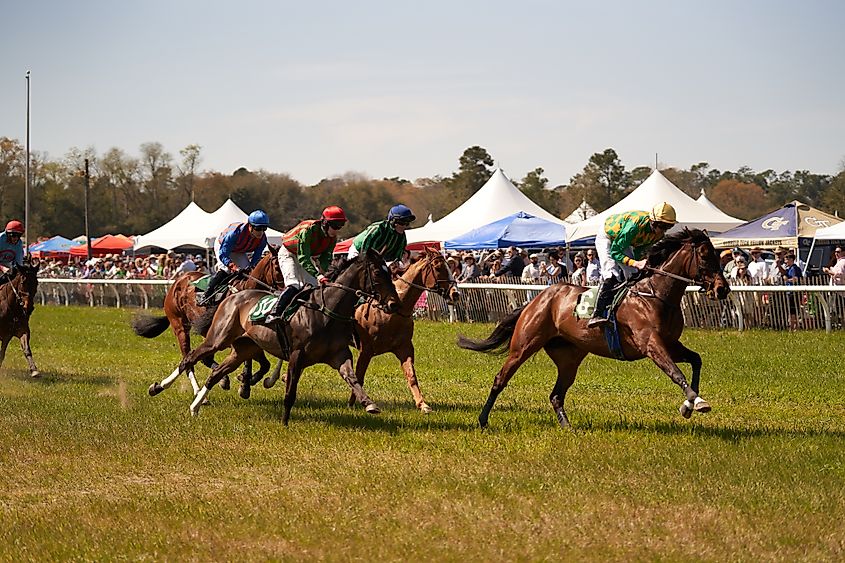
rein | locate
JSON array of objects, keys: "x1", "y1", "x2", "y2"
[
  {"x1": 296, "y1": 260, "x2": 392, "y2": 322},
  {"x1": 395, "y1": 259, "x2": 456, "y2": 299},
  {"x1": 645, "y1": 266, "x2": 697, "y2": 284}
]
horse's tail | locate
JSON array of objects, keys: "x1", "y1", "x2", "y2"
[
  {"x1": 130, "y1": 313, "x2": 170, "y2": 338},
  {"x1": 191, "y1": 304, "x2": 219, "y2": 336},
  {"x1": 456, "y1": 305, "x2": 526, "y2": 354}
]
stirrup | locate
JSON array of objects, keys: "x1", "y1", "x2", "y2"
[{"x1": 587, "y1": 316, "x2": 609, "y2": 328}]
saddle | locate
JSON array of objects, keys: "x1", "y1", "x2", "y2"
[
  {"x1": 574, "y1": 283, "x2": 631, "y2": 361},
  {"x1": 247, "y1": 286, "x2": 315, "y2": 324}
]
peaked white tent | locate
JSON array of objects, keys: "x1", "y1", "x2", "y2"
[
  {"x1": 406, "y1": 168, "x2": 565, "y2": 243},
  {"x1": 696, "y1": 188, "x2": 744, "y2": 226},
  {"x1": 133, "y1": 199, "x2": 284, "y2": 251},
  {"x1": 563, "y1": 199, "x2": 598, "y2": 224},
  {"x1": 565, "y1": 170, "x2": 745, "y2": 242}
]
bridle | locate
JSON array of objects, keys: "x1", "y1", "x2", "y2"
[
  {"x1": 296, "y1": 257, "x2": 396, "y2": 321},
  {"x1": 395, "y1": 257, "x2": 457, "y2": 300},
  {"x1": 646, "y1": 240, "x2": 717, "y2": 296}
]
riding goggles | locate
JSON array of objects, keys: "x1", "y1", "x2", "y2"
[
  {"x1": 326, "y1": 220, "x2": 346, "y2": 230},
  {"x1": 251, "y1": 225, "x2": 268, "y2": 232},
  {"x1": 393, "y1": 219, "x2": 413, "y2": 227}
]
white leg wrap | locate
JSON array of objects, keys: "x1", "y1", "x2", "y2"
[
  {"x1": 161, "y1": 367, "x2": 181, "y2": 388},
  {"x1": 187, "y1": 370, "x2": 200, "y2": 394},
  {"x1": 190, "y1": 387, "x2": 209, "y2": 416},
  {"x1": 693, "y1": 397, "x2": 706, "y2": 406},
  {"x1": 683, "y1": 399, "x2": 694, "y2": 410}
]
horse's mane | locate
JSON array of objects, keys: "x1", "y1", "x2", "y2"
[
  {"x1": 326, "y1": 255, "x2": 361, "y2": 282},
  {"x1": 646, "y1": 228, "x2": 711, "y2": 267}
]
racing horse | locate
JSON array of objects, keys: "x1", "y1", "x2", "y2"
[
  {"x1": 132, "y1": 249, "x2": 284, "y2": 397},
  {"x1": 346, "y1": 247, "x2": 460, "y2": 413},
  {"x1": 0, "y1": 259, "x2": 41, "y2": 377},
  {"x1": 178, "y1": 249, "x2": 401, "y2": 424},
  {"x1": 458, "y1": 228, "x2": 730, "y2": 429}
]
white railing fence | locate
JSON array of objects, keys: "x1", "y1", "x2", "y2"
[{"x1": 34, "y1": 277, "x2": 845, "y2": 332}]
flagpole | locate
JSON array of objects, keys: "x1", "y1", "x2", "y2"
[{"x1": 25, "y1": 70, "x2": 31, "y2": 250}]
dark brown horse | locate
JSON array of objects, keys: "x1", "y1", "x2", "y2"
[
  {"x1": 0, "y1": 259, "x2": 40, "y2": 377},
  {"x1": 132, "y1": 250, "x2": 284, "y2": 396},
  {"x1": 179, "y1": 249, "x2": 401, "y2": 424},
  {"x1": 458, "y1": 229, "x2": 730, "y2": 429},
  {"x1": 347, "y1": 248, "x2": 460, "y2": 412}
]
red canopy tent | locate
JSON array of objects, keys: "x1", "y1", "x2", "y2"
[
  {"x1": 69, "y1": 234, "x2": 135, "y2": 257},
  {"x1": 332, "y1": 238, "x2": 441, "y2": 255}
]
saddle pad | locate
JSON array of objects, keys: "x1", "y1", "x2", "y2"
[
  {"x1": 573, "y1": 285, "x2": 629, "y2": 319},
  {"x1": 248, "y1": 294, "x2": 279, "y2": 322},
  {"x1": 190, "y1": 275, "x2": 211, "y2": 291}
]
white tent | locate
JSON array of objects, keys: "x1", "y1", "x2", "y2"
[
  {"x1": 406, "y1": 168, "x2": 565, "y2": 243},
  {"x1": 563, "y1": 199, "x2": 598, "y2": 224},
  {"x1": 133, "y1": 199, "x2": 284, "y2": 250},
  {"x1": 810, "y1": 219, "x2": 845, "y2": 241},
  {"x1": 695, "y1": 188, "x2": 745, "y2": 226},
  {"x1": 565, "y1": 170, "x2": 745, "y2": 242}
]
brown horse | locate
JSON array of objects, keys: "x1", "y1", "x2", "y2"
[
  {"x1": 132, "y1": 250, "x2": 284, "y2": 396},
  {"x1": 0, "y1": 259, "x2": 40, "y2": 377},
  {"x1": 458, "y1": 229, "x2": 730, "y2": 429},
  {"x1": 346, "y1": 248, "x2": 460, "y2": 413},
  {"x1": 180, "y1": 249, "x2": 402, "y2": 424}
]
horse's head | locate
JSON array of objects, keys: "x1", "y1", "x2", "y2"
[
  {"x1": 11, "y1": 258, "x2": 40, "y2": 314},
  {"x1": 648, "y1": 229, "x2": 730, "y2": 300},
  {"x1": 245, "y1": 246, "x2": 284, "y2": 290},
  {"x1": 413, "y1": 247, "x2": 460, "y2": 304}
]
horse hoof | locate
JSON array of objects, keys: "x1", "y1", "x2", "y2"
[
  {"x1": 148, "y1": 383, "x2": 163, "y2": 396},
  {"x1": 30, "y1": 370, "x2": 40, "y2": 378},
  {"x1": 263, "y1": 378, "x2": 275, "y2": 389},
  {"x1": 239, "y1": 386, "x2": 251, "y2": 400},
  {"x1": 679, "y1": 402, "x2": 693, "y2": 419},
  {"x1": 693, "y1": 398, "x2": 711, "y2": 413},
  {"x1": 190, "y1": 406, "x2": 200, "y2": 417},
  {"x1": 419, "y1": 403, "x2": 433, "y2": 414},
  {"x1": 365, "y1": 404, "x2": 381, "y2": 415},
  {"x1": 219, "y1": 376, "x2": 230, "y2": 391}
]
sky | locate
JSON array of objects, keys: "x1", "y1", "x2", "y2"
[{"x1": 1, "y1": 0, "x2": 843, "y2": 187}]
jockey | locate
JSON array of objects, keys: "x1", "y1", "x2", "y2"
[
  {"x1": 264, "y1": 205, "x2": 347, "y2": 324},
  {"x1": 0, "y1": 220, "x2": 25, "y2": 282},
  {"x1": 347, "y1": 204, "x2": 414, "y2": 263},
  {"x1": 587, "y1": 202, "x2": 677, "y2": 328},
  {"x1": 199, "y1": 210, "x2": 270, "y2": 305}
]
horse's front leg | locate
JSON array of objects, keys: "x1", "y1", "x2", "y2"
[
  {"x1": 18, "y1": 329, "x2": 39, "y2": 377},
  {"x1": 394, "y1": 344, "x2": 431, "y2": 413},
  {"x1": 0, "y1": 337, "x2": 9, "y2": 370},
  {"x1": 646, "y1": 337, "x2": 710, "y2": 418},
  {"x1": 667, "y1": 341, "x2": 704, "y2": 419},
  {"x1": 336, "y1": 351, "x2": 380, "y2": 415}
]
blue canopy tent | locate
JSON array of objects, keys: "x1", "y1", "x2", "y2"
[
  {"x1": 444, "y1": 212, "x2": 567, "y2": 250},
  {"x1": 28, "y1": 235, "x2": 83, "y2": 257}
]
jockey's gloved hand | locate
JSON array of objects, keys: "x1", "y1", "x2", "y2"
[
  {"x1": 317, "y1": 274, "x2": 329, "y2": 285},
  {"x1": 227, "y1": 263, "x2": 238, "y2": 273},
  {"x1": 632, "y1": 259, "x2": 648, "y2": 270}
]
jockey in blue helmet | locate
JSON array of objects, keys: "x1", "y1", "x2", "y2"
[
  {"x1": 200, "y1": 210, "x2": 270, "y2": 305},
  {"x1": 347, "y1": 204, "x2": 415, "y2": 263}
]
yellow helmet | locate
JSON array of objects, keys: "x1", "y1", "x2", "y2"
[{"x1": 650, "y1": 202, "x2": 677, "y2": 224}]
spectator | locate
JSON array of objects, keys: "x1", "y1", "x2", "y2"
[
  {"x1": 747, "y1": 246, "x2": 769, "y2": 283},
  {"x1": 585, "y1": 249, "x2": 601, "y2": 285},
  {"x1": 173, "y1": 254, "x2": 197, "y2": 276},
  {"x1": 570, "y1": 253, "x2": 587, "y2": 286},
  {"x1": 731, "y1": 257, "x2": 752, "y2": 284},
  {"x1": 446, "y1": 256, "x2": 462, "y2": 281},
  {"x1": 458, "y1": 253, "x2": 480, "y2": 282},
  {"x1": 779, "y1": 252, "x2": 802, "y2": 331},
  {"x1": 543, "y1": 250, "x2": 565, "y2": 284},
  {"x1": 724, "y1": 247, "x2": 745, "y2": 277},
  {"x1": 823, "y1": 246, "x2": 845, "y2": 285},
  {"x1": 494, "y1": 246, "x2": 525, "y2": 279},
  {"x1": 479, "y1": 251, "x2": 500, "y2": 277},
  {"x1": 768, "y1": 246, "x2": 788, "y2": 283},
  {"x1": 521, "y1": 253, "x2": 542, "y2": 284}
]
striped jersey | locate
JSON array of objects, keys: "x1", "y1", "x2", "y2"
[
  {"x1": 351, "y1": 220, "x2": 406, "y2": 262},
  {"x1": 282, "y1": 220, "x2": 337, "y2": 278},
  {"x1": 603, "y1": 211, "x2": 663, "y2": 266},
  {"x1": 217, "y1": 222, "x2": 268, "y2": 267}
]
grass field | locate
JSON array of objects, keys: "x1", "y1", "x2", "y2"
[{"x1": 0, "y1": 306, "x2": 843, "y2": 561}]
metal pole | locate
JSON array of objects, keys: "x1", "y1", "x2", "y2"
[
  {"x1": 84, "y1": 159, "x2": 91, "y2": 261},
  {"x1": 25, "y1": 70, "x2": 30, "y2": 250}
]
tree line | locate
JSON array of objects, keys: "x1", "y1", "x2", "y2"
[{"x1": 1, "y1": 137, "x2": 843, "y2": 241}]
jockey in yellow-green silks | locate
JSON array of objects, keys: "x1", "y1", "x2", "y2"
[{"x1": 587, "y1": 202, "x2": 677, "y2": 328}]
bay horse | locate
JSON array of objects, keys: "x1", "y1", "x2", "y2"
[
  {"x1": 177, "y1": 249, "x2": 401, "y2": 424},
  {"x1": 458, "y1": 228, "x2": 730, "y2": 429},
  {"x1": 347, "y1": 248, "x2": 460, "y2": 413},
  {"x1": 0, "y1": 259, "x2": 40, "y2": 377},
  {"x1": 132, "y1": 249, "x2": 284, "y2": 396}
]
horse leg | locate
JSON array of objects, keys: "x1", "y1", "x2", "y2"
[
  {"x1": 544, "y1": 339, "x2": 587, "y2": 430},
  {"x1": 16, "y1": 328, "x2": 39, "y2": 377},
  {"x1": 479, "y1": 331, "x2": 549, "y2": 429},
  {"x1": 394, "y1": 343, "x2": 431, "y2": 414},
  {"x1": 151, "y1": 338, "x2": 219, "y2": 397},
  {"x1": 347, "y1": 347, "x2": 373, "y2": 407},
  {"x1": 338, "y1": 354, "x2": 380, "y2": 415},
  {"x1": 0, "y1": 337, "x2": 9, "y2": 370},
  {"x1": 263, "y1": 358, "x2": 285, "y2": 389},
  {"x1": 200, "y1": 356, "x2": 229, "y2": 390},
  {"x1": 191, "y1": 341, "x2": 255, "y2": 416},
  {"x1": 646, "y1": 337, "x2": 709, "y2": 418},
  {"x1": 236, "y1": 342, "x2": 263, "y2": 400},
  {"x1": 282, "y1": 350, "x2": 304, "y2": 426},
  {"x1": 667, "y1": 341, "x2": 706, "y2": 419},
  {"x1": 250, "y1": 353, "x2": 271, "y2": 385}
]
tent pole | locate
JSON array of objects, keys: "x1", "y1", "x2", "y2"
[{"x1": 803, "y1": 238, "x2": 816, "y2": 276}]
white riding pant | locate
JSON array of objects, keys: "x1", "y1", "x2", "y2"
[
  {"x1": 595, "y1": 231, "x2": 637, "y2": 282},
  {"x1": 213, "y1": 239, "x2": 251, "y2": 273},
  {"x1": 278, "y1": 245, "x2": 318, "y2": 288}
]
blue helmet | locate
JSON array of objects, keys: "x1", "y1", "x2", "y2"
[
  {"x1": 387, "y1": 204, "x2": 415, "y2": 224},
  {"x1": 247, "y1": 210, "x2": 270, "y2": 227}
]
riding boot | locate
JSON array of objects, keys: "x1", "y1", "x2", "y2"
[
  {"x1": 264, "y1": 285, "x2": 300, "y2": 324},
  {"x1": 199, "y1": 269, "x2": 229, "y2": 305},
  {"x1": 587, "y1": 279, "x2": 616, "y2": 328}
]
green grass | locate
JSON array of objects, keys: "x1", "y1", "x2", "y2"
[{"x1": 1, "y1": 306, "x2": 843, "y2": 561}]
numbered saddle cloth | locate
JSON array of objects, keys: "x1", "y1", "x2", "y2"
[
  {"x1": 573, "y1": 285, "x2": 629, "y2": 319},
  {"x1": 248, "y1": 294, "x2": 279, "y2": 322}
]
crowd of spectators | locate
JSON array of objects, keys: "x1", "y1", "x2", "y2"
[{"x1": 37, "y1": 252, "x2": 209, "y2": 280}]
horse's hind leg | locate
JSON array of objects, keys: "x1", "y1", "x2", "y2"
[
  {"x1": 199, "y1": 356, "x2": 229, "y2": 390},
  {"x1": 394, "y1": 343, "x2": 432, "y2": 414},
  {"x1": 667, "y1": 341, "x2": 707, "y2": 419},
  {"x1": 18, "y1": 329, "x2": 39, "y2": 377},
  {"x1": 238, "y1": 350, "x2": 270, "y2": 400},
  {"x1": 347, "y1": 347, "x2": 373, "y2": 407},
  {"x1": 191, "y1": 340, "x2": 257, "y2": 416},
  {"x1": 479, "y1": 330, "x2": 549, "y2": 429},
  {"x1": 544, "y1": 339, "x2": 587, "y2": 430},
  {"x1": 0, "y1": 337, "x2": 9, "y2": 370},
  {"x1": 263, "y1": 359, "x2": 285, "y2": 389}
]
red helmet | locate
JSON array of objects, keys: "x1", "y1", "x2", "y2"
[
  {"x1": 321, "y1": 206, "x2": 347, "y2": 224},
  {"x1": 5, "y1": 220, "x2": 24, "y2": 234}
]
